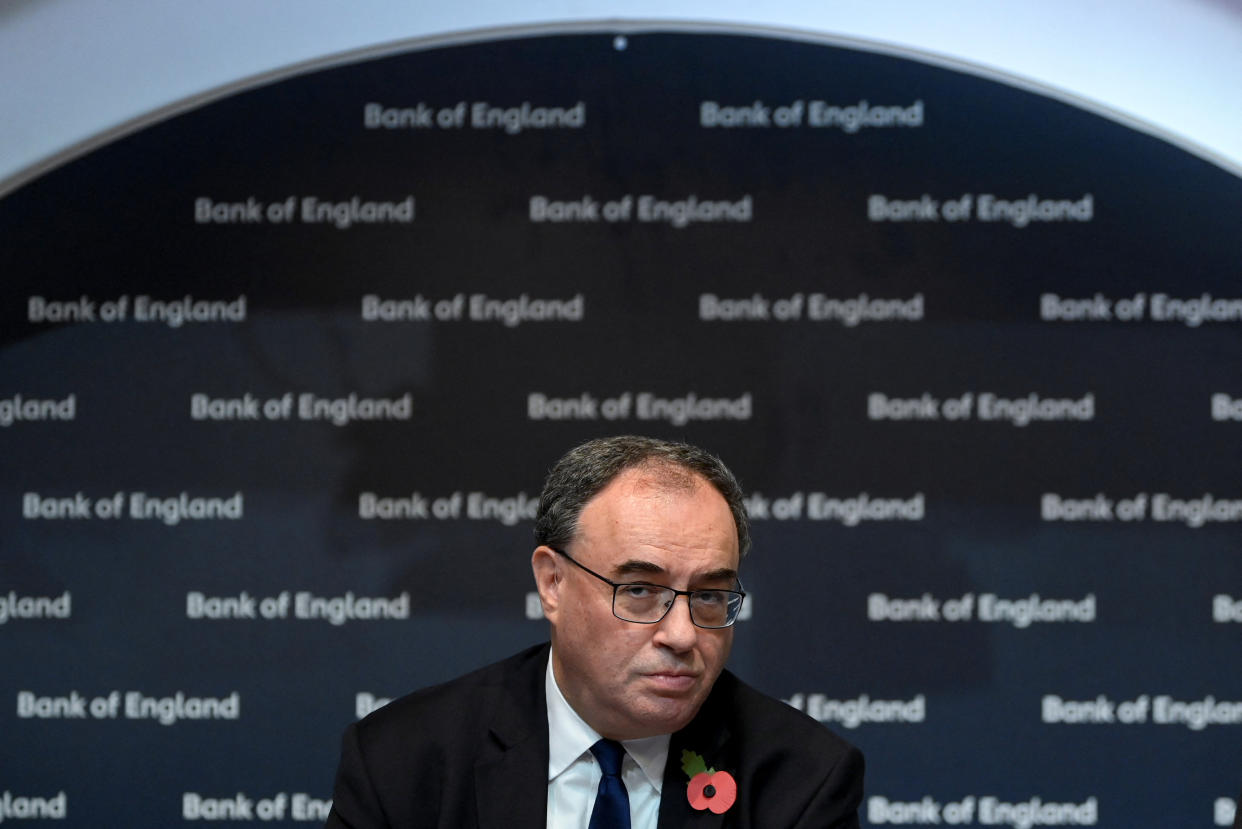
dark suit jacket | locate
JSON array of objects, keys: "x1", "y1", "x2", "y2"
[{"x1": 325, "y1": 643, "x2": 863, "y2": 828}]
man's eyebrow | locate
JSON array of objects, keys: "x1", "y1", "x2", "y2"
[
  {"x1": 612, "y1": 559, "x2": 739, "y2": 583},
  {"x1": 613, "y1": 560, "x2": 665, "y2": 577},
  {"x1": 696, "y1": 567, "x2": 740, "y2": 584}
]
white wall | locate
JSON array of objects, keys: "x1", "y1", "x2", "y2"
[{"x1": 2, "y1": 0, "x2": 1241, "y2": 190}]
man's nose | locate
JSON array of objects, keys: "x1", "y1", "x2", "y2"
[{"x1": 652, "y1": 594, "x2": 699, "y2": 651}]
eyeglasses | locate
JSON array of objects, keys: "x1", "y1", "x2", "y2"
[{"x1": 550, "y1": 547, "x2": 746, "y2": 629}]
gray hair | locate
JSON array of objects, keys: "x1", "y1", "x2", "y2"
[{"x1": 534, "y1": 435, "x2": 750, "y2": 557}]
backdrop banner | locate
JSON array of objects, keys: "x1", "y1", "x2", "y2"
[{"x1": 2, "y1": 24, "x2": 1240, "y2": 828}]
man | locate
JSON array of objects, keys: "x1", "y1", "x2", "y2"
[{"x1": 325, "y1": 435, "x2": 863, "y2": 828}]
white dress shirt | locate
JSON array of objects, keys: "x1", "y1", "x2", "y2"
[{"x1": 545, "y1": 655, "x2": 669, "y2": 829}]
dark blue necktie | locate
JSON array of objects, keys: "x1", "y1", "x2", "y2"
[{"x1": 588, "y1": 738, "x2": 631, "y2": 829}]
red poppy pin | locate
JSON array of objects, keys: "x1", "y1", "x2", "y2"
[{"x1": 681, "y1": 749, "x2": 737, "y2": 814}]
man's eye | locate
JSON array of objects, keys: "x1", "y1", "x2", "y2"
[
  {"x1": 619, "y1": 585, "x2": 655, "y2": 599},
  {"x1": 693, "y1": 591, "x2": 727, "y2": 607}
]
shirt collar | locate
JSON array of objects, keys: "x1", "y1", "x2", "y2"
[{"x1": 545, "y1": 650, "x2": 669, "y2": 793}]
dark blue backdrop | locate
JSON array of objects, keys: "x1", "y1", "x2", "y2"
[{"x1": 2, "y1": 24, "x2": 1240, "y2": 828}]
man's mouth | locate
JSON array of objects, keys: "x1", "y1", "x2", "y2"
[{"x1": 644, "y1": 671, "x2": 699, "y2": 692}]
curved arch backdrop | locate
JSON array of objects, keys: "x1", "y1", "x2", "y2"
[{"x1": 2, "y1": 24, "x2": 1240, "y2": 828}]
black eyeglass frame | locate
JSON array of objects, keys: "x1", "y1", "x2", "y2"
[{"x1": 548, "y1": 546, "x2": 746, "y2": 629}]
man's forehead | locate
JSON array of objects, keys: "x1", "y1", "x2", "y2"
[
  {"x1": 578, "y1": 516, "x2": 740, "y2": 574},
  {"x1": 587, "y1": 464, "x2": 737, "y2": 525},
  {"x1": 603, "y1": 462, "x2": 706, "y2": 498},
  {"x1": 612, "y1": 556, "x2": 739, "y2": 583},
  {"x1": 572, "y1": 465, "x2": 738, "y2": 558}
]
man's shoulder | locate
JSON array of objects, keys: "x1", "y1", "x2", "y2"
[
  {"x1": 354, "y1": 642, "x2": 549, "y2": 742},
  {"x1": 325, "y1": 644, "x2": 552, "y2": 827},
  {"x1": 708, "y1": 670, "x2": 858, "y2": 758},
  {"x1": 667, "y1": 670, "x2": 864, "y2": 825}
]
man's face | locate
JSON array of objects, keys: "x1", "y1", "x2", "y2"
[{"x1": 533, "y1": 466, "x2": 740, "y2": 740}]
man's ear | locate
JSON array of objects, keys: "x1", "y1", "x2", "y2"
[{"x1": 531, "y1": 545, "x2": 562, "y2": 623}]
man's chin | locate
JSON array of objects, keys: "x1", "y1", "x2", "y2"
[{"x1": 630, "y1": 689, "x2": 707, "y2": 734}]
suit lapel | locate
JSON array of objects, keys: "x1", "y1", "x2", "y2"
[
  {"x1": 474, "y1": 646, "x2": 551, "y2": 829},
  {"x1": 473, "y1": 727, "x2": 547, "y2": 829},
  {"x1": 467, "y1": 648, "x2": 747, "y2": 828},
  {"x1": 657, "y1": 697, "x2": 735, "y2": 829}
]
